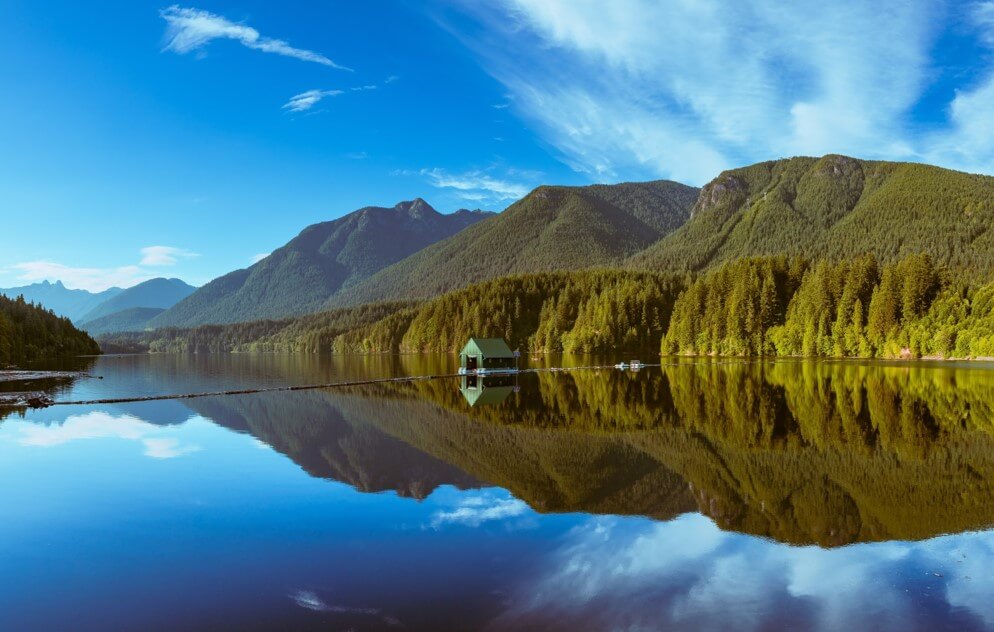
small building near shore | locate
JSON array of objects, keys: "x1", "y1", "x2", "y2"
[{"x1": 459, "y1": 337, "x2": 516, "y2": 372}]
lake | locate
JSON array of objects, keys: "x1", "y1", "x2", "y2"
[{"x1": 2, "y1": 354, "x2": 994, "y2": 631}]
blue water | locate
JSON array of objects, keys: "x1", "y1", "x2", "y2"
[{"x1": 2, "y1": 354, "x2": 993, "y2": 631}]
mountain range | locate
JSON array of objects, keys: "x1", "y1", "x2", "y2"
[{"x1": 18, "y1": 154, "x2": 994, "y2": 333}]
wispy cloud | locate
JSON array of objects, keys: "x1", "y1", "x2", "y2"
[
  {"x1": 283, "y1": 89, "x2": 344, "y2": 112},
  {"x1": 419, "y1": 167, "x2": 533, "y2": 203},
  {"x1": 282, "y1": 84, "x2": 378, "y2": 112},
  {"x1": 140, "y1": 245, "x2": 198, "y2": 266},
  {"x1": 10, "y1": 262, "x2": 152, "y2": 292},
  {"x1": 289, "y1": 590, "x2": 402, "y2": 626},
  {"x1": 160, "y1": 5, "x2": 351, "y2": 70},
  {"x1": 250, "y1": 252, "x2": 270, "y2": 264},
  {"x1": 446, "y1": 0, "x2": 959, "y2": 184}
]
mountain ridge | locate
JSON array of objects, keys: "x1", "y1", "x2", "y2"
[
  {"x1": 327, "y1": 179, "x2": 700, "y2": 308},
  {"x1": 0, "y1": 281, "x2": 122, "y2": 322},
  {"x1": 149, "y1": 199, "x2": 494, "y2": 328}
]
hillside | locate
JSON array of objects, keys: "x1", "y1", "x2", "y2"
[
  {"x1": 0, "y1": 280, "x2": 121, "y2": 322},
  {"x1": 629, "y1": 155, "x2": 994, "y2": 277},
  {"x1": 79, "y1": 277, "x2": 195, "y2": 324},
  {"x1": 81, "y1": 307, "x2": 166, "y2": 336},
  {"x1": 150, "y1": 199, "x2": 491, "y2": 327},
  {"x1": 327, "y1": 180, "x2": 699, "y2": 307},
  {"x1": 0, "y1": 294, "x2": 101, "y2": 364}
]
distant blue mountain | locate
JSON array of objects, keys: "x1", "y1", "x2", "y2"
[
  {"x1": 0, "y1": 280, "x2": 122, "y2": 322},
  {"x1": 78, "y1": 278, "x2": 195, "y2": 324}
]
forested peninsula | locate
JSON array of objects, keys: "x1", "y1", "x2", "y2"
[{"x1": 0, "y1": 294, "x2": 101, "y2": 365}]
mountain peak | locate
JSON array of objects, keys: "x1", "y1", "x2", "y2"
[{"x1": 393, "y1": 198, "x2": 438, "y2": 219}]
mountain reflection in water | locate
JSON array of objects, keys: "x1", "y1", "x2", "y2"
[{"x1": 177, "y1": 359, "x2": 994, "y2": 546}]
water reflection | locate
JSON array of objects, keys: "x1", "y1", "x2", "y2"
[
  {"x1": 459, "y1": 374, "x2": 517, "y2": 406},
  {"x1": 5, "y1": 356, "x2": 994, "y2": 630},
  {"x1": 128, "y1": 357, "x2": 994, "y2": 546}
]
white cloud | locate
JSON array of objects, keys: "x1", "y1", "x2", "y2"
[
  {"x1": 250, "y1": 252, "x2": 270, "y2": 264},
  {"x1": 10, "y1": 262, "x2": 153, "y2": 292},
  {"x1": 419, "y1": 167, "x2": 532, "y2": 203},
  {"x1": 9, "y1": 245, "x2": 198, "y2": 291},
  {"x1": 447, "y1": 0, "x2": 957, "y2": 184},
  {"x1": 142, "y1": 437, "x2": 201, "y2": 459},
  {"x1": 160, "y1": 5, "x2": 351, "y2": 70},
  {"x1": 430, "y1": 493, "x2": 530, "y2": 528},
  {"x1": 17, "y1": 411, "x2": 200, "y2": 459},
  {"x1": 283, "y1": 84, "x2": 378, "y2": 112},
  {"x1": 140, "y1": 245, "x2": 198, "y2": 266}
]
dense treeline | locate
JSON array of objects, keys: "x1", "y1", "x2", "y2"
[
  {"x1": 0, "y1": 294, "x2": 101, "y2": 364},
  {"x1": 99, "y1": 302, "x2": 413, "y2": 353},
  {"x1": 664, "y1": 254, "x2": 994, "y2": 358},
  {"x1": 332, "y1": 270, "x2": 684, "y2": 353},
  {"x1": 97, "y1": 253, "x2": 994, "y2": 359}
]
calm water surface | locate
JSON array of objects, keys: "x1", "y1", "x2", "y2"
[{"x1": 3, "y1": 354, "x2": 994, "y2": 631}]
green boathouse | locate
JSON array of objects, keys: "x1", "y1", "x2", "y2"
[{"x1": 459, "y1": 337, "x2": 517, "y2": 372}]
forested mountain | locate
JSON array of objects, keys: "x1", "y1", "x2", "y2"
[
  {"x1": 78, "y1": 277, "x2": 195, "y2": 324},
  {"x1": 327, "y1": 180, "x2": 699, "y2": 308},
  {"x1": 81, "y1": 307, "x2": 167, "y2": 336},
  {"x1": 629, "y1": 155, "x2": 994, "y2": 277},
  {"x1": 99, "y1": 301, "x2": 413, "y2": 353},
  {"x1": 0, "y1": 280, "x2": 121, "y2": 322},
  {"x1": 0, "y1": 294, "x2": 101, "y2": 364},
  {"x1": 149, "y1": 200, "x2": 492, "y2": 328}
]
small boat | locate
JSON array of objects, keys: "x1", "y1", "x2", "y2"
[
  {"x1": 615, "y1": 362, "x2": 628, "y2": 370},
  {"x1": 630, "y1": 360, "x2": 643, "y2": 369}
]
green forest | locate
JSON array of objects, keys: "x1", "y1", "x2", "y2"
[
  {"x1": 664, "y1": 254, "x2": 994, "y2": 359},
  {"x1": 0, "y1": 294, "x2": 101, "y2": 365}
]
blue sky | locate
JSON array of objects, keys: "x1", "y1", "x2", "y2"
[{"x1": 2, "y1": 0, "x2": 994, "y2": 290}]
